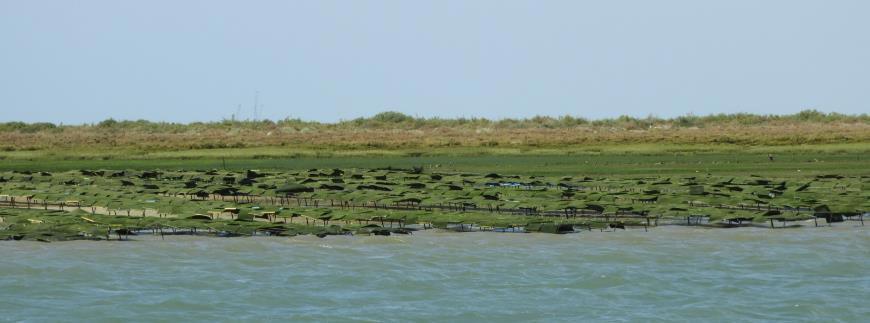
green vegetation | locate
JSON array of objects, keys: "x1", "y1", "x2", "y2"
[
  {"x1": 1, "y1": 148, "x2": 867, "y2": 177},
  {"x1": 0, "y1": 208, "x2": 352, "y2": 241},
  {"x1": 1, "y1": 162, "x2": 865, "y2": 241}
]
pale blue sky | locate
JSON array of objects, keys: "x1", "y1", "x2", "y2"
[{"x1": 1, "y1": 0, "x2": 867, "y2": 124}]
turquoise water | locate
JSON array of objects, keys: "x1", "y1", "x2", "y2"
[{"x1": 1, "y1": 227, "x2": 868, "y2": 322}]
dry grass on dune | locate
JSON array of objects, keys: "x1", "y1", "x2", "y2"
[{"x1": 1, "y1": 111, "x2": 868, "y2": 152}]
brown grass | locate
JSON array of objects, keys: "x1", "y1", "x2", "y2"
[{"x1": 1, "y1": 121, "x2": 868, "y2": 152}]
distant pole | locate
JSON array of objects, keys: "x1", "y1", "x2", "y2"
[
  {"x1": 222, "y1": 157, "x2": 227, "y2": 170},
  {"x1": 253, "y1": 91, "x2": 259, "y2": 120}
]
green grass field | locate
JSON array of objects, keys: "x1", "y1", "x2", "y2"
[{"x1": 2, "y1": 145, "x2": 867, "y2": 177}]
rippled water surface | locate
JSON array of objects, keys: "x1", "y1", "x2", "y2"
[{"x1": 2, "y1": 227, "x2": 868, "y2": 322}]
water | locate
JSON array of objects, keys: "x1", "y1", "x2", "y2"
[{"x1": 1, "y1": 227, "x2": 868, "y2": 322}]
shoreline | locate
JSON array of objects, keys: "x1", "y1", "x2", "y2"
[{"x1": 2, "y1": 216, "x2": 865, "y2": 243}]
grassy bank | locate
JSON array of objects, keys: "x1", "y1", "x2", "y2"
[
  {"x1": 1, "y1": 112, "x2": 866, "y2": 241},
  {"x1": 2, "y1": 145, "x2": 867, "y2": 177}
]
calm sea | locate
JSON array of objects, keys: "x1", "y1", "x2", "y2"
[{"x1": 1, "y1": 226, "x2": 868, "y2": 322}]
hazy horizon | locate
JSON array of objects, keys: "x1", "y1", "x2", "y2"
[{"x1": 2, "y1": 0, "x2": 868, "y2": 124}]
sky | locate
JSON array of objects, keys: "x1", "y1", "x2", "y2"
[{"x1": 1, "y1": 0, "x2": 868, "y2": 124}]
